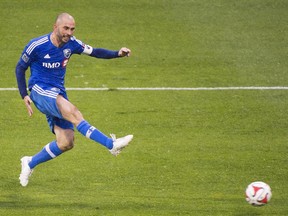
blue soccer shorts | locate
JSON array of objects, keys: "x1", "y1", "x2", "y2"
[{"x1": 30, "y1": 84, "x2": 74, "y2": 133}]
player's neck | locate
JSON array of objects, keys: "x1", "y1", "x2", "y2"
[{"x1": 50, "y1": 33, "x2": 64, "y2": 47}]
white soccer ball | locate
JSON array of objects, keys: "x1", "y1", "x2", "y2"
[{"x1": 245, "y1": 181, "x2": 272, "y2": 206}]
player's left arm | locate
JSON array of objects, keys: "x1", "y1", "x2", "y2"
[
  {"x1": 117, "y1": 47, "x2": 131, "y2": 57},
  {"x1": 82, "y1": 44, "x2": 131, "y2": 58}
]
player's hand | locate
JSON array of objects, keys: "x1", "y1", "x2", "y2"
[
  {"x1": 23, "y1": 95, "x2": 33, "y2": 117},
  {"x1": 118, "y1": 47, "x2": 131, "y2": 57}
]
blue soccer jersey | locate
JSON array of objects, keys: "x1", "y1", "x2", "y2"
[{"x1": 18, "y1": 33, "x2": 87, "y2": 92}]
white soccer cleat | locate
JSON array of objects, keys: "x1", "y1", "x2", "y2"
[
  {"x1": 109, "y1": 134, "x2": 133, "y2": 156},
  {"x1": 19, "y1": 156, "x2": 33, "y2": 187}
]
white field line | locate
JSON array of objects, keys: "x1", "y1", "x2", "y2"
[{"x1": 1, "y1": 87, "x2": 288, "y2": 91}]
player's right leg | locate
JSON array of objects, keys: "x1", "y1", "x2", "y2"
[
  {"x1": 19, "y1": 126, "x2": 74, "y2": 187},
  {"x1": 19, "y1": 85, "x2": 74, "y2": 186},
  {"x1": 19, "y1": 140, "x2": 63, "y2": 187},
  {"x1": 19, "y1": 156, "x2": 33, "y2": 187}
]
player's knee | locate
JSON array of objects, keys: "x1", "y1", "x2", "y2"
[
  {"x1": 58, "y1": 139, "x2": 74, "y2": 151},
  {"x1": 65, "y1": 140, "x2": 74, "y2": 151},
  {"x1": 56, "y1": 132, "x2": 75, "y2": 152}
]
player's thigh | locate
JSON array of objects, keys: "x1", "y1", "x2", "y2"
[{"x1": 56, "y1": 95, "x2": 83, "y2": 125}]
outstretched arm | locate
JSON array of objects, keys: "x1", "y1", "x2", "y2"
[
  {"x1": 117, "y1": 47, "x2": 131, "y2": 57},
  {"x1": 15, "y1": 62, "x2": 33, "y2": 116},
  {"x1": 82, "y1": 45, "x2": 131, "y2": 58}
]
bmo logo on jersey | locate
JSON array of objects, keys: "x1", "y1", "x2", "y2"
[{"x1": 42, "y1": 62, "x2": 61, "y2": 68}]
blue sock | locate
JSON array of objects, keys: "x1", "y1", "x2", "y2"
[
  {"x1": 77, "y1": 120, "x2": 113, "y2": 149},
  {"x1": 29, "y1": 141, "x2": 63, "y2": 169}
]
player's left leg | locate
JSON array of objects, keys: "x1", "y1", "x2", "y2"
[{"x1": 56, "y1": 95, "x2": 133, "y2": 154}]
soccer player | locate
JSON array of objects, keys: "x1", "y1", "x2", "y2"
[{"x1": 15, "y1": 13, "x2": 133, "y2": 187}]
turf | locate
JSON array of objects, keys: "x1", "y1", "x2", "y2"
[{"x1": 1, "y1": 0, "x2": 288, "y2": 215}]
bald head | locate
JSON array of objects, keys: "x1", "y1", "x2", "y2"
[
  {"x1": 55, "y1": 13, "x2": 75, "y2": 25},
  {"x1": 51, "y1": 13, "x2": 76, "y2": 47}
]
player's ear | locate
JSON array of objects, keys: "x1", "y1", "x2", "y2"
[{"x1": 53, "y1": 23, "x2": 57, "y2": 31}]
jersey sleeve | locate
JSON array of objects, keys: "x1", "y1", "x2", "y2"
[
  {"x1": 18, "y1": 35, "x2": 49, "y2": 67},
  {"x1": 71, "y1": 36, "x2": 119, "y2": 58},
  {"x1": 15, "y1": 41, "x2": 33, "y2": 99},
  {"x1": 71, "y1": 36, "x2": 93, "y2": 55},
  {"x1": 18, "y1": 43, "x2": 34, "y2": 68}
]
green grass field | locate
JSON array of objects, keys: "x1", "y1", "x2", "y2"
[{"x1": 1, "y1": 0, "x2": 288, "y2": 215}]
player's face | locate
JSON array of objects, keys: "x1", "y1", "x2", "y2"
[{"x1": 55, "y1": 18, "x2": 75, "y2": 44}]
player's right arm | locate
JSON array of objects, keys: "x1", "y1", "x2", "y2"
[
  {"x1": 15, "y1": 62, "x2": 33, "y2": 116},
  {"x1": 15, "y1": 62, "x2": 34, "y2": 117},
  {"x1": 15, "y1": 42, "x2": 35, "y2": 116},
  {"x1": 15, "y1": 62, "x2": 28, "y2": 99}
]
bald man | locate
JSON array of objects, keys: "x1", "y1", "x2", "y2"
[{"x1": 16, "y1": 13, "x2": 133, "y2": 187}]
